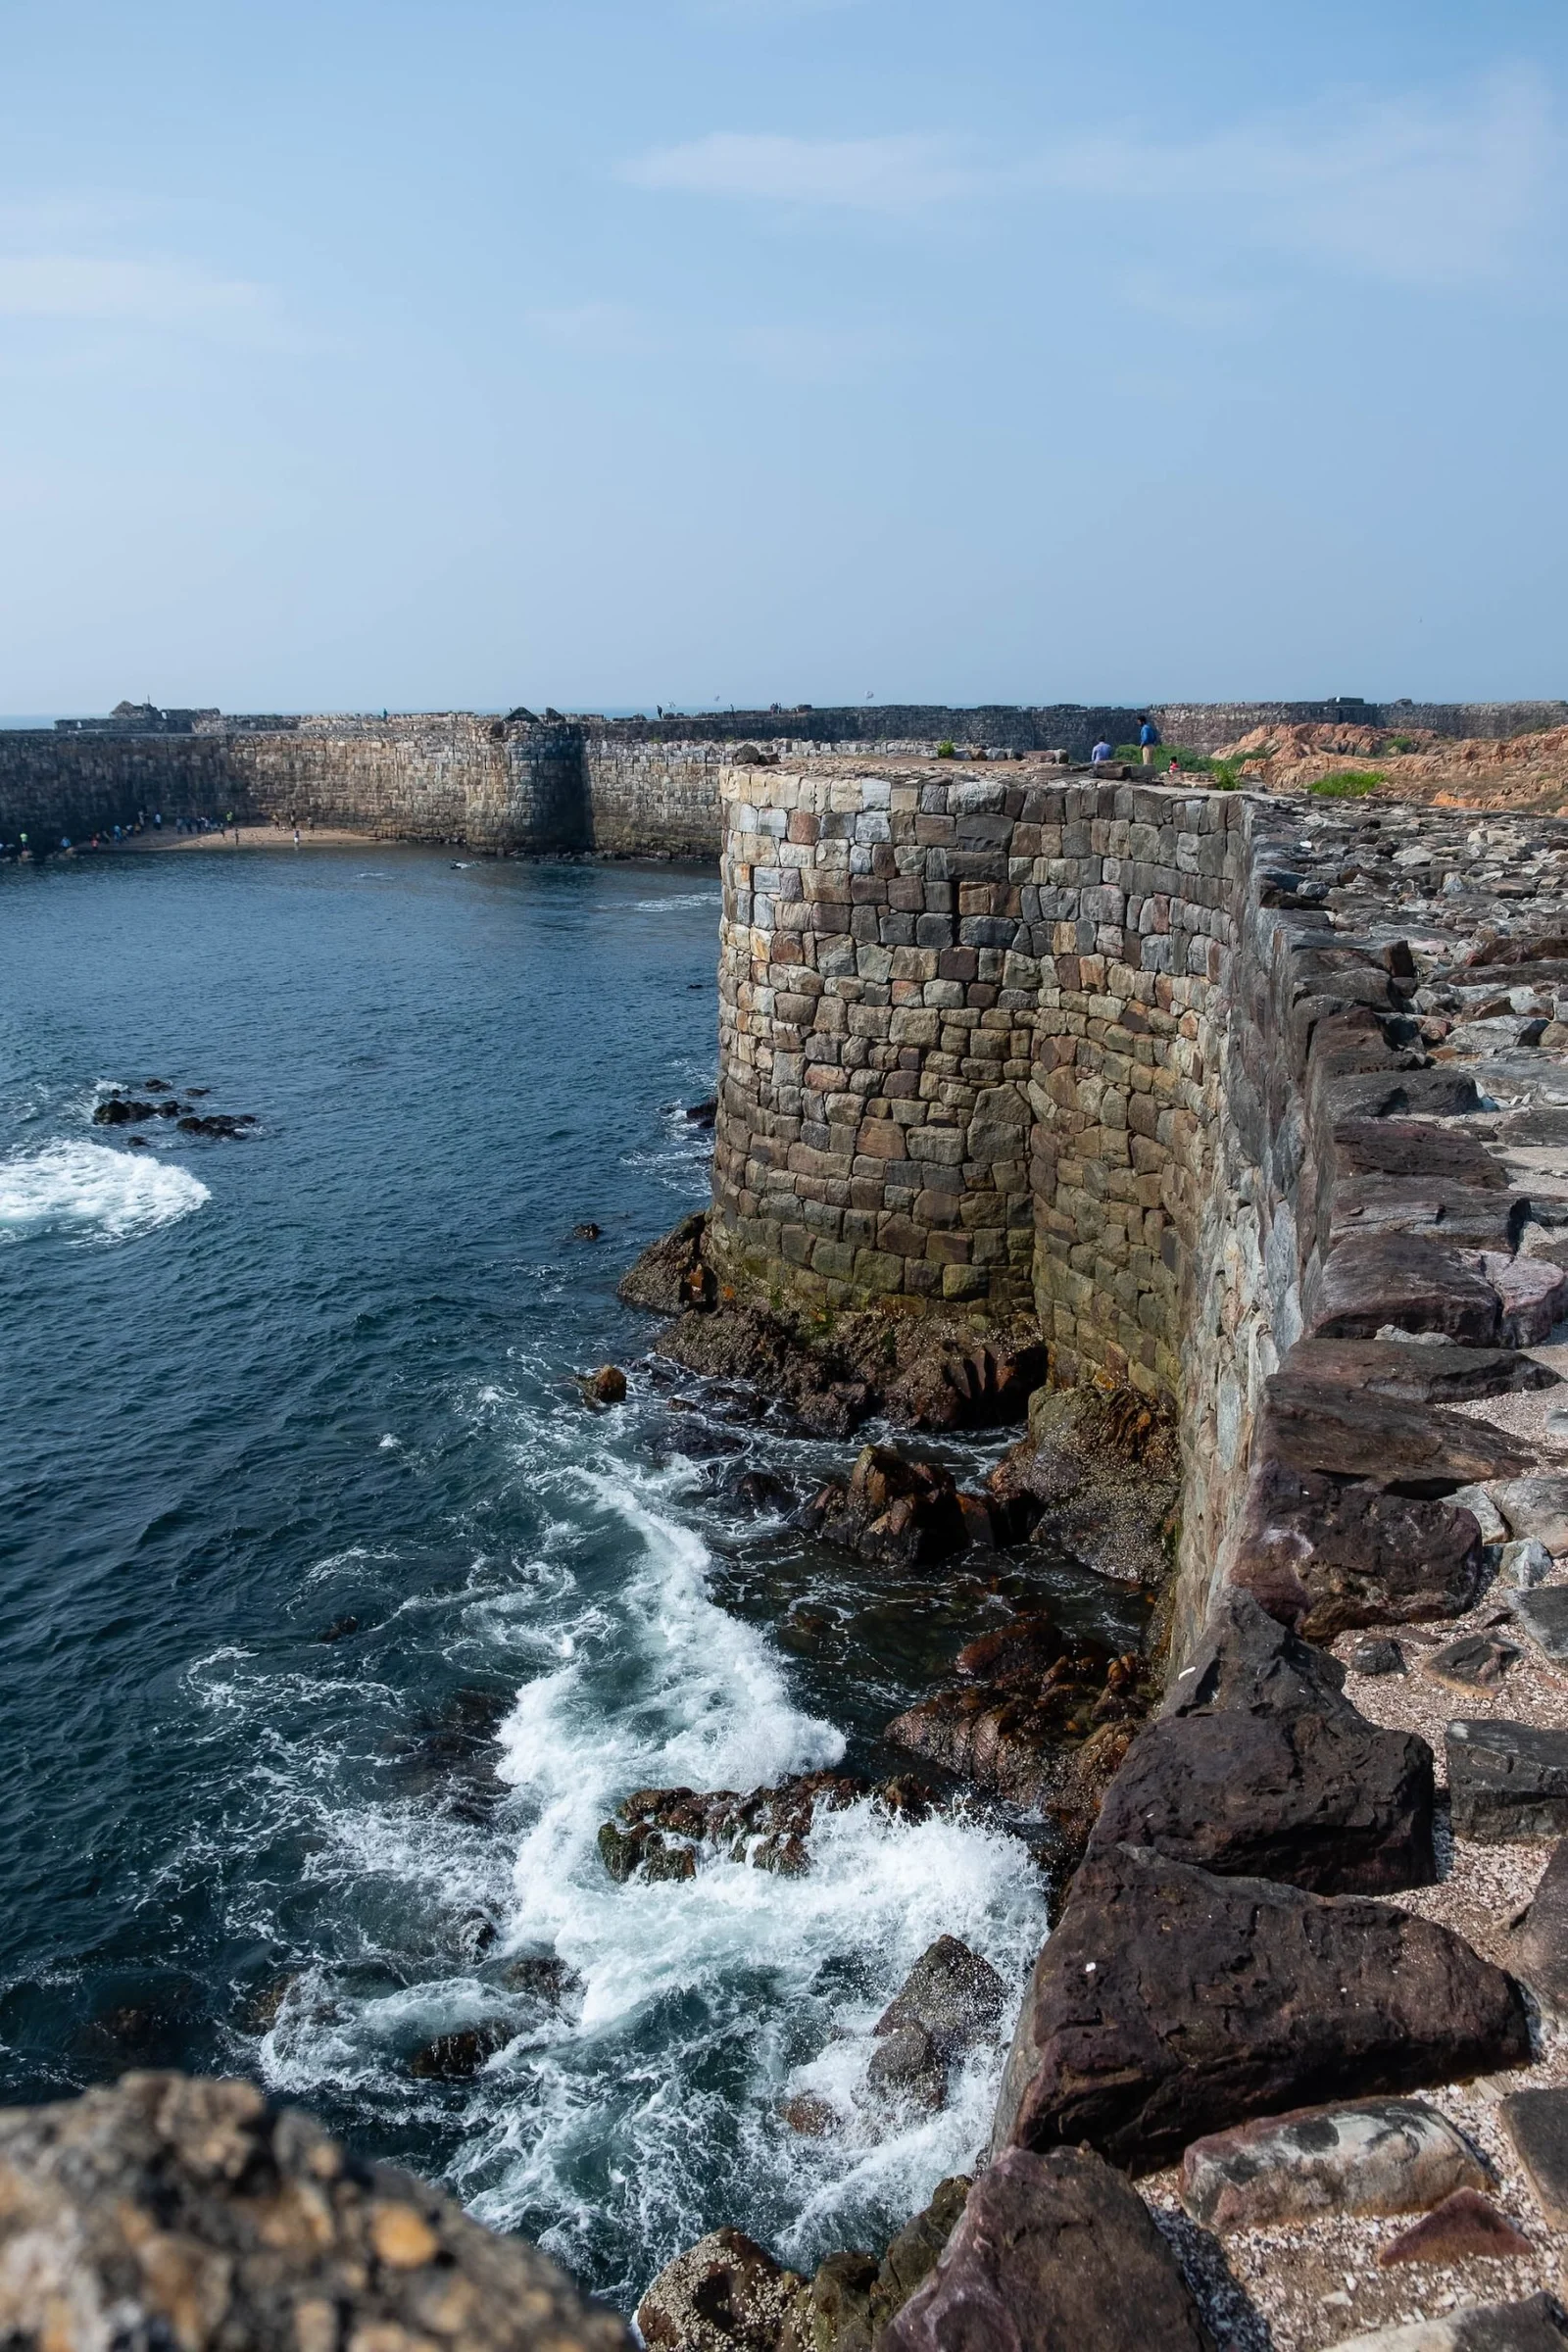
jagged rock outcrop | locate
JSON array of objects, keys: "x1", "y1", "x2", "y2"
[
  {"x1": 0, "y1": 2072, "x2": 626, "y2": 2352},
  {"x1": 990, "y1": 1843, "x2": 1530, "y2": 2174}
]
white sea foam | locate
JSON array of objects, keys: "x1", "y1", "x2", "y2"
[
  {"x1": 0, "y1": 1140, "x2": 210, "y2": 1246},
  {"x1": 632, "y1": 892, "x2": 722, "y2": 911}
]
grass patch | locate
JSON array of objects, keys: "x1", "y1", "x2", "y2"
[
  {"x1": 1310, "y1": 769, "x2": 1384, "y2": 799},
  {"x1": 935, "y1": 739, "x2": 956, "y2": 759}
]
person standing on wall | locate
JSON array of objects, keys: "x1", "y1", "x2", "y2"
[{"x1": 1138, "y1": 715, "x2": 1161, "y2": 765}]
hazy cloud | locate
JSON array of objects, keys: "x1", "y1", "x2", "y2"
[
  {"x1": 620, "y1": 131, "x2": 972, "y2": 212},
  {"x1": 0, "y1": 253, "x2": 291, "y2": 341}
]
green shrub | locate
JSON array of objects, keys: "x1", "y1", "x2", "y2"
[
  {"x1": 1310, "y1": 769, "x2": 1384, "y2": 799},
  {"x1": 1386, "y1": 735, "x2": 1419, "y2": 754},
  {"x1": 935, "y1": 739, "x2": 956, "y2": 759}
]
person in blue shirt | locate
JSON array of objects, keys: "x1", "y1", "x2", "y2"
[
  {"x1": 1091, "y1": 738, "x2": 1112, "y2": 764},
  {"x1": 1138, "y1": 716, "x2": 1161, "y2": 764}
]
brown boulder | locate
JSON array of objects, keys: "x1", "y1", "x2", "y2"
[
  {"x1": 801, "y1": 1446, "x2": 967, "y2": 1568},
  {"x1": 1304, "y1": 1233, "x2": 1503, "y2": 1344},
  {"x1": 990, "y1": 1843, "x2": 1529, "y2": 2175},
  {"x1": 1259, "y1": 1373, "x2": 1528, "y2": 1493},
  {"x1": 1228, "y1": 1459, "x2": 1484, "y2": 1638},
  {"x1": 878, "y1": 2146, "x2": 1214, "y2": 2352},
  {"x1": 619, "y1": 1211, "x2": 712, "y2": 1313},
  {"x1": 1278, "y1": 1337, "x2": 1557, "y2": 1404}
]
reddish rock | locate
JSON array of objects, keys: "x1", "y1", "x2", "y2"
[
  {"x1": 1258, "y1": 1375, "x2": 1527, "y2": 1493},
  {"x1": 990, "y1": 1844, "x2": 1530, "y2": 2175},
  {"x1": 1377, "y1": 2187, "x2": 1531, "y2": 2266},
  {"x1": 1228, "y1": 1460, "x2": 1484, "y2": 1639},
  {"x1": 1304, "y1": 1234, "x2": 1503, "y2": 1344},
  {"x1": 800, "y1": 1446, "x2": 968, "y2": 1568},
  {"x1": 878, "y1": 2146, "x2": 1214, "y2": 2352}
]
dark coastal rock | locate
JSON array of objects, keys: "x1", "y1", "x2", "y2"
[
  {"x1": 1101, "y1": 1589, "x2": 1437, "y2": 1893},
  {"x1": 984, "y1": 1386, "x2": 1180, "y2": 1584},
  {"x1": 176, "y1": 1111, "x2": 258, "y2": 1139},
  {"x1": 1328, "y1": 1069, "x2": 1485, "y2": 1122},
  {"x1": 874, "y1": 1936, "x2": 1006, "y2": 2059},
  {"x1": 989, "y1": 1843, "x2": 1530, "y2": 2175},
  {"x1": 800, "y1": 1446, "x2": 967, "y2": 1568},
  {"x1": 1511, "y1": 1586, "x2": 1568, "y2": 1663},
  {"x1": 887, "y1": 1612, "x2": 1148, "y2": 1828},
  {"x1": 878, "y1": 2145, "x2": 1214, "y2": 2352},
  {"x1": 1425, "y1": 1635, "x2": 1521, "y2": 1691},
  {"x1": 1333, "y1": 1118, "x2": 1508, "y2": 1188},
  {"x1": 1508, "y1": 1843, "x2": 1568, "y2": 2019},
  {"x1": 1259, "y1": 1373, "x2": 1529, "y2": 1493},
  {"x1": 686, "y1": 1098, "x2": 718, "y2": 1128},
  {"x1": 1280, "y1": 1336, "x2": 1558, "y2": 1405},
  {"x1": 654, "y1": 1304, "x2": 871, "y2": 1438},
  {"x1": 1304, "y1": 1234, "x2": 1503, "y2": 1344},
  {"x1": 1090, "y1": 1705, "x2": 1437, "y2": 1893},
  {"x1": 1328, "y1": 1176, "x2": 1527, "y2": 1253},
  {"x1": 1228, "y1": 1459, "x2": 1484, "y2": 1638},
  {"x1": 1377, "y1": 2188, "x2": 1532, "y2": 2267},
  {"x1": 882, "y1": 1336, "x2": 1048, "y2": 1433},
  {"x1": 598, "y1": 1771, "x2": 914, "y2": 1883},
  {"x1": 409, "y1": 2021, "x2": 513, "y2": 2079},
  {"x1": 1352, "y1": 1637, "x2": 1406, "y2": 1676},
  {"x1": 1179, "y1": 2098, "x2": 1487, "y2": 2231},
  {"x1": 572, "y1": 1220, "x2": 603, "y2": 1240},
  {"x1": 1446, "y1": 1719, "x2": 1568, "y2": 1840},
  {"x1": 584, "y1": 1364, "x2": 628, "y2": 1405},
  {"x1": 1502, "y1": 2086, "x2": 1568, "y2": 2224},
  {"x1": 865, "y1": 2025, "x2": 946, "y2": 2110},
  {"x1": 1469, "y1": 1250, "x2": 1568, "y2": 1345},
  {"x1": 795, "y1": 2179, "x2": 972, "y2": 2352},
  {"x1": 636, "y1": 2230, "x2": 806, "y2": 2352},
  {"x1": 93, "y1": 1095, "x2": 158, "y2": 1124},
  {"x1": 1161, "y1": 1585, "x2": 1348, "y2": 1717},
  {"x1": 619, "y1": 1211, "x2": 714, "y2": 1314},
  {"x1": 0, "y1": 2073, "x2": 628, "y2": 2352}
]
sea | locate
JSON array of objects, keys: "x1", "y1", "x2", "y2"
[{"x1": 0, "y1": 843, "x2": 1142, "y2": 2309}]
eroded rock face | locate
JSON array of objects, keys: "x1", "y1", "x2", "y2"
[
  {"x1": 800, "y1": 1446, "x2": 967, "y2": 1568},
  {"x1": 878, "y1": 2146, "x2": 1214, "y2": 2352},
  {"x1": 636, "y1": 2230, "x2": 806, "y2": 2352},
  {"x1": 597, "y1": 1773, "x2": 926, "y2": 1883},
  {"x1": 990, "y1": 1843, "x2": 1530, "y2": 2175},
  {"x1": 1179, "y1": 2098, "x2": 1487, "y2": 2232},
  {"x1": 0, "y1": 2072, "x2": 627, "y2": 2352},
  {"x1": 1229, "y1": 1460, "x2": 1485, "y2": 1639}
]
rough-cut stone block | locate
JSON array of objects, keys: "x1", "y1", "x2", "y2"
[
  {"x1": 1447, "y1": 1719, "x2": 1568, "y2": 1841},
  {"x1": 1229, "y1": 1462, "x2": 1484, "y2": 1639},
  {"x1": 1305, "y1": 1235, "x2": 1502, "y2": 1345},
  {"x1": 991, "y1": 1843, "x2": 1529, "y2": 2174},
  {"x1": 1501, "y1": 2085, "x2": 1568, "y2": 2225},
  {"x1": 1281, "y1": 1338, "x2": 1557, "y2": 1405},
  {"x1": 1091, "y1": 1705, "x2": 1436, "y2": 1893},
  {"x1": 1331, "y1": 2298, "x2": 1568, "y2": 2352},
  {"x1": 1179, "y1": 2098, "x2": 1487, "y2": 2232},
  {"x1": 1259, "y1": 1374, "x2": 1527, "y2": 1493},
  {"x1": 878, "y1": 2146, "x2": 1213, "y2": 2352}
]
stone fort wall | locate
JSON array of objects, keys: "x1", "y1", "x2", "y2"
[{"x1": 6, "y1": 699, "x2": 1564, "y2": 858}]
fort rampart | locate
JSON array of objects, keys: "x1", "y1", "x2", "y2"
[{"x1": 5, "y1": 699, "x2": 1563, "y2": 858}]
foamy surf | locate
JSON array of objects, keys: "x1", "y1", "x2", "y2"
[
  {"x1": 0, "y1": 1139, "x2": 210, "y2": 1245},
  {"x1": 257, "y1": 1455, "x2": 1048, "y2": 2305}
]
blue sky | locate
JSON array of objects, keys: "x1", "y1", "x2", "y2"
[{"x1": 1, "y1": 0, "x2": 1564, "y2": 712}]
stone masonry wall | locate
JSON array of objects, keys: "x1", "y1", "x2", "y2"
[{"x1": 711, "y1": 762, "x2": 1568, "y2": 1664}]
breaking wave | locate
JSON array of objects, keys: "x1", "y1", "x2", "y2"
[{"x1": 0, "y1": 1139, "x2": 210, "y2": 1246}]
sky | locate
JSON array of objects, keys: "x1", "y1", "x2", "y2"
[{"x1": 1, "y1": 0, "x2": 1564, "y2": 714}]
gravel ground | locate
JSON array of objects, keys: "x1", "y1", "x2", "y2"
[{"x1": 1129, "y1": 1555, "x2": 1568, "y2": 2345}]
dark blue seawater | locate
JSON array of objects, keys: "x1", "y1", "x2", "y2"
[{"x1": 0, "y1": 847, "x2": 1135, "y2": 2308}]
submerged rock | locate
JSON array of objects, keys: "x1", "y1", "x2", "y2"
[
  {"x1": 879, "y1": 2146, "x2": 1213, "y2": 2352},
  {"x1": 0, "y1": 2073, "x2": 627, "y2": 2352},
  {"x1": 597, "y1": 1771, "x2": 923, "y2": 1883},
  {"x1": 409, "y1": 2021, "x2": 513, "y2": 2079},
  {"x1": 990, "y1": 1843, "x2": 1529, "y2": 2174}
]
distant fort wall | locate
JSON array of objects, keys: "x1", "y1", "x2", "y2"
[{"x1": 4, "y1": 699, "x2": 1566, "y2": 857}]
